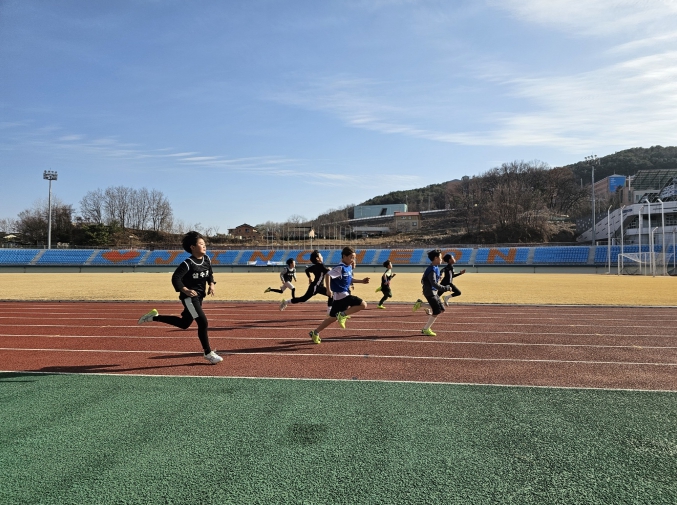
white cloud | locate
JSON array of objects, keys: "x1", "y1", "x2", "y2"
[
  {"x1": 267, "y1": 0, "x2": 677, "y2": 152},
  {"x1": 490, "y1": 0, "x2": 677, "y2": 37}
]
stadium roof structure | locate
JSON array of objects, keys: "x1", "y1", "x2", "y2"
[{"x1": 630, "y1": 169, "x2": 677, "y2": 191}]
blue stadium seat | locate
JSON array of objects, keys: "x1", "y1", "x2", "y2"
[
  {"x1": 209, "y1": 250, "x2": 240, "y2": 265},
  {"x1": 0, "y1": 249, "x2": 41, "y2": 265},
  {"x1": 533, "y1": 247, "x2": 589, "y2": 264},
  {"x1": 37, "y1": 249, "x2": 93, "y2": 265}
]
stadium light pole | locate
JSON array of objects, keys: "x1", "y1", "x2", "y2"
[
  {"x1": 643, "y1": 198, "x2": 652, "y2": 275},
  {"x1": 651, "y1": 228, "x2": 659, "y2": 277},
  {"x1": 607, "y1": 205, "x2": 612, "y2": 274},
  {"x1": 43, "y1": 170, "x2": 58, "y2": 249},
  {"x1": 619, "y1": 205, "x2": 625, "y2": 274},
  {"x1": 657, "y1": 198, "x2": 666, "y2": 275},
  {"x1": 638, "y1": 203, "x2": 644, "y2": 274},
  {"x1": 585, "y1": 155, "x2": 598, "y2": 244}
]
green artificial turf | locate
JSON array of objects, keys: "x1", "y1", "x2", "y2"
[{"x1": 0, "y1": 372, "x2": 675, "y2": 504}]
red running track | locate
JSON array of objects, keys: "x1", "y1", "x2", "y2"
[{"x1": 1, "y1": 301, "x2": 675, "y2": 391}]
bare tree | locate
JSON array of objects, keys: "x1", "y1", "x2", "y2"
[
  {"x1": 0, "y1": 217, "x2": 17, "y2": 234},
  {"x1": 287, "y1": 214, "x2": 307, "y2": 224},
  {"x1": 128, "y1": 188, "x2": 151, "y2": 230},
  {"x1": 79, "y1": 189, "x2": 105, "y2": 224},
  {"x1": 103, "y1": 186, "x2": 134, "y2": 228},
  {"x1": 16, "y1": 197, "x2": 73, "y2": 245},
  {"x1": 148, "y1": 189, "x2": 173, "y2": 232}
]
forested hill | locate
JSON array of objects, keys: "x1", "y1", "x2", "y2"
[
  {"x1": 565, "y1": 145, "x2": 677, "y2": 183},
  {"x1": 359, "y1": 181, "x2": 456, "y2": 211},
  {"x1": 358, "y1": 146, "x2": 677, "y2": 211}
]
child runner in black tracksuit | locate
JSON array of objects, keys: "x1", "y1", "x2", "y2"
[
  {"x1": 265, "y1": 258, "x2": 297, "y2": 299},
  {"x1": 279, "y1": 250, "x2": 333, "y2": 311},
  {"x1": 137, "y1": 231, "x2": 223, "y2": 364},
  {"x1": 376, "y1": 260, "x2": 396, "y2": 309},
  {"x1": 440, "y1": 253, "x2": 465, "y2": 306},
  {"x1": 412, "y1": 249, "x2": 452, "y2": 337}
]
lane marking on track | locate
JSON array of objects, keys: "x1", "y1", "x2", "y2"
[
  {"x1": 1, "y1": 369, "x2": 675, "y2": 393},
  {"x1": 2, "y1": 325, "x2": 676, "y2": 339},
  {"x1": 0, "y1": 318, "x2": 669, "y2": 336},
  {"x1": 0, "y1": 313, "x2": 674, "y2": 328},
  {"x1": 1, "y1": 308, "x2": 676, "y2": 319},
  {"x1": 3, "y1": 333, "x2": 677, "y2": 350},
  {"x1": 1, "y1": 347, "x2": 676, "y2": 366}
]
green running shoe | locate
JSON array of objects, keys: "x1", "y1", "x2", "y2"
[
  {"x1": 377, "y1": 305, "x2": 386, "y2": 309},
  {"x1": 421, "y1": 328, "x2": 436, "y2": 336},
  {"x1": 375, "y1": 286, "x2": 382, "y2": 293},
  {"x1": 264, "y1": 287, "x2": 272, "y2": 293},
  {"x1": 412, "y1": 299, "x2": 423, "y2": 312},
  {"x1": 336, "y1": 312, "x2": 349, "y2": 329},
  {"x1": 309, "y1": 330, "x2": 321, "y2": 344},
  {"x1": 137, "y1": 309, "x2": 158, "y2": 325}
]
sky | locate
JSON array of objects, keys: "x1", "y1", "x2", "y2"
[{"x1": 2, "y1": 0, "x2": 677, "y2": 232}]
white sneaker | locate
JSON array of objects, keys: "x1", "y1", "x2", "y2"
[
  {"x1": 443, "y1": 295, "x2": 450, "y2": 307},
  {"x1": 204, "y1": 351, "x2": 223, "y2": 364},
  {"x1": 138, "y1": 309, "x2": 158, "y2": 324},
  {"x1": 280, "y1": 299, "x2": 288, "y2": 311},
  {"x1": 425, "y1": 308, "x2": 432, "y2": 315}
]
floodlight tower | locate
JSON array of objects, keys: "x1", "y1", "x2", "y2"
[
  {"x1": 585, "y1": 155, "x2": 599, "y2": 244},
  {"x1": 43, "y1": 170, "x2": 58, "y2": 249}
]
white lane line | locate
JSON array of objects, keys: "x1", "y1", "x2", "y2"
[
  {"x1": 6, "y1": 318, "x2": 675, "y2": 338},
  {"x1": 1, "y1": 347, "x2": 676, "y2": 366},
  {"x1": 2, "y1": 325, "x2": 676, "y2": 339},
  {"x1": 3, "y1": 333, "x2": 677, "y2": 351},
  {"x1": 1, "y1": 369, "x2": 675, "y2": 393}
]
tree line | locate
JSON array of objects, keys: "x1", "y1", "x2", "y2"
[{"x1": 1, "y1": 186, "x2": 174, "y2": 247}]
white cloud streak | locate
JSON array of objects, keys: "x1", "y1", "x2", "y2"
[{"x1": 270, "y1": 1, "x2": 677, "y2": 152}]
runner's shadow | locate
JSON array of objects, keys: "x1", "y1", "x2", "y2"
[
  {"x1": 231, "y1": 340, "x2": 316, "y2": 353},
  {"x1": 0, "y1": 372, "x2": 38, "y2": 382},
  {"x1": 36, "y1": 360, "x2": 209, "y2": 375},
  {"x1": 148, "y1": 353, "x2": 201, "y2": 360}
]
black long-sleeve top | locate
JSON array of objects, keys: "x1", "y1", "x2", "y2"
[
  {"x1": 171, "y1": 255, "x2": 214, "y2": 299},
  {"x1": 305, "y1": 263, "x2": 330, "y2": 289},
  {"x1": 440, "y1": 264, "x2": 458, "y2": 286}
]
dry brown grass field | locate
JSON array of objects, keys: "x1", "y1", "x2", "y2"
[{"x1": 2, "y1": 272, "x2": 675, "y2": 306}]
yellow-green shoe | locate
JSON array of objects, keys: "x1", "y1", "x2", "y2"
[
  {"x1": 412, "y1": 299, "x2": 423, "y2": 312},
  {"x1": 421, "y1": 328, "x2": 436, "y2": 336},
  {"x1": 375, "y1": 286, "x2": 382, "y2": 293},
  {"x1": 137, "y1": 309, "x2": 158, "y2": 325},
  {"x1": 336, "y1": 312, "x2": 349, "y2": 329},
  {"x1": 309, "y1": 330, "x2": 321, "y2": 344},
  {"x1": 377, "y1": 305, "x2": 386, "y2": 309}
]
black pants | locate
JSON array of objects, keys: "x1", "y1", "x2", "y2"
[
  {"x1": 291, "y1": 284, "x2": 329, "y2": 304},
  {"x1": 441, "y1": 282, "x2": 461, "y2": 297},
  {"x1": 154, "y1": 296, "x2": 211, "y2": 354},
  {"x1": 378, "y1": 286, "x2": 392, "y2": 306},
  {"x1": 448, "y1": 284, "x2": 461, "y2": 297}
]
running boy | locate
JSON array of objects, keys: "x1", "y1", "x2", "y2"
[
  {"x1": 412, "y1": 249, "x2": 452, "y2": 336},
  {"x1": 376, "y1": 260, "x2": 396, "y2": 309},
  {"x1": 137, "y1": 231, "x2": 223, "y2": 364},
  {"x1": 308, "y1": 246, "x2": 370, "y2": 344},
  {"x1": 265, "y1": 258, "x2": 297, "y2": 299},
  {"x1": 280, "y1": 250, "x2": 332, "y2": 311},
  {"x1": 440, "y1": 253, "x2": 465, "y2": 306}
]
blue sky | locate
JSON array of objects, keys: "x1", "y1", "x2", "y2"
[{"x1": 2, "y1": 0, "x2": 677, "y2": 232}]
